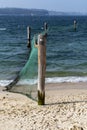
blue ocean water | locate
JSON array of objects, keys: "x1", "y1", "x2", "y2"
[{"x1": 0, "y1": 15, "x2": 87, "y2": 86}]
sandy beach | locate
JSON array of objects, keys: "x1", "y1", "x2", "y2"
[{"x1": 0, "y1": 82, "x2": 87, "y2": 130}]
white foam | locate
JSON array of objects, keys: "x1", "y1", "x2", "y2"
[
  {"x1": 17, "y1": 76, "x2": 87, "y2": 85},
  {"x1": 17, "y1": 79, "x2": 37, "y2": 85},
  {"x1": 0, "y1": 28, "x2": 6, "y2": 31},
  {"x1": 46, "y1": 76, "x2": 87, "y2": 83},
  {"x1": 0, "y1": 80, "x2": 13, "y2": 87},
  {"x1": 1, "y1": 76, "x2": 87, "y2": 87}
]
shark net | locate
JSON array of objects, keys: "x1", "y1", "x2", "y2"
[{"x1": 6, "y1": 30, "x2": 47, "y2": 101}]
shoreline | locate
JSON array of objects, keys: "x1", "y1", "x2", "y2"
[
  {"x1": 0, "y1": 82, "x2": 87, "y2": 130},
  {"x1": 1, "y1": 81, "x2": 87, "y2": 91},
  {"x1": 46, "y1": 82, "x2": 87, "y2": 90}
]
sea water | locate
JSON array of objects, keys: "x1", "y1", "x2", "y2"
[{"x1": 0, "y1": 15, "x2": 87, "y2": 86}]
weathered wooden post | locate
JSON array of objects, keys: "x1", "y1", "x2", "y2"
[
  {"x1": 37, "y1": 34, "x2": 46, "y2": 105},
  {"x1": 44, "y1": 22, "x2": 47, "y2": 31},
  {"x1": 74, "y1": 20, "x2": 77, "y2": 31},
  {"x1": 27, "y1": 26, "x2": 31, "y2": 48},
  {"x1": 44, "y1": 22, "x2": 48, "y2": 36}
]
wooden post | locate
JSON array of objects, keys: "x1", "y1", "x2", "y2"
[
  {"x1": 37, "y1": 34, "x2": 46, "y2": 105},
  {"x1": 44, "y1": 22, "x2": 47, "y2": 31},
  {"x1": 74, "y1": 20, "x2": 77, "y2": 31},
  {"x1": 27, "y1": 26, "x2": 31, "y2": 48},
  {"x1": 44, "y1": 22, "x2": 48, "y2": 36}
]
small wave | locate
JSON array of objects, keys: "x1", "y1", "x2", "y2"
[
  {"x1": 17, "y1": 79, "x2": 37, "y2": 85},
  {"x1": 0, "y1": 28, "x2": 6, "y2": 31},
  {"x1": 0, "y1": 80, "x2": 13, "y2": 87},
  {"x1": 1, "y1": 76, "x2": 87, "y2": 87},
  {"x1": 46, "y1": 77, "x2": 87, "y2": 83},
  {"x1": 17, "y1": 76, "x2": 87, "y2": 85}
]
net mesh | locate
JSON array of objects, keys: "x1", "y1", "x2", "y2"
[{"x1": 6, "y1": 30, "x2": 47, "y2": 101}]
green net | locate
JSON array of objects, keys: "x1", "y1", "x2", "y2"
[
  {"x1": 6, "y1": 30, "x2": 48, "y2": 101},
  {"x1": 19, "y1": 36, "x2": 38, "y2": 80}
]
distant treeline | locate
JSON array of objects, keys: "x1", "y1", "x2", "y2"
[
  {"x1": 0, "y1": 8, "x2": 49, "y2": 16},
  {"x1": 0, "y1": 8, "x2": 86, "y2": 16}
]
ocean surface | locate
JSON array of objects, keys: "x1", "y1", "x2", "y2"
[{"x1": 0, "y1": 15, "x2": 87, "y2": 86}]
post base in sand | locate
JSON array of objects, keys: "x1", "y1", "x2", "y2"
[{"x1": 38, "y1": 91, "x2": 45, "y2": 105}]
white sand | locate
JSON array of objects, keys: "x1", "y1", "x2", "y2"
[{"x1": 0, "y1": 82, "x2": 87, "y2": 130}]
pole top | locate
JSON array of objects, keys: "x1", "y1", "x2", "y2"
[
  {"x1": 74, "y1": 20, "x2": 77, "y2": 24},
  {"x1": 38, "y1": 34, "x2": 46, "y2": 45},
  {"x1": 44, "y1": 22, "x2": 48, "y2": 30}
]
